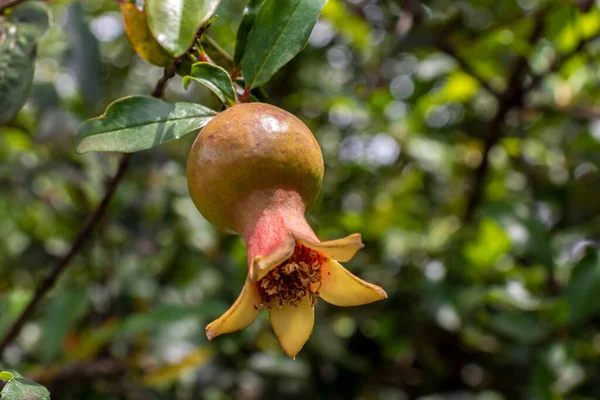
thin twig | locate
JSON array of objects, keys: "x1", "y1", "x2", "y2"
[
  {"x1": 203, "y1": 35, "x2": 234, "y2": 63},
  {"x1": 33, "y1": 358, "x2": 125, "y2": 384},
  {"x1": 0, "y1": 155, "x2": 130, "y2": 354},
  {"x1": 436, "y1": 41, "x2": 502, "y2": 99},
  {"x1": 151, "y1": 62, "x2": 178, "y2": 98},
  {"x1": 524, "y1": 105, "x2": 600, "y2": 120},
  {"x1": 0, "y1": 62, "x2": 178, "y2": 357}
]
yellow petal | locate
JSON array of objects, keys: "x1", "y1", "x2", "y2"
[
  {"x1": 249, "y1": 235, "x2": 295, "y2": 282},
  {"x1": 268, "y1": 295, "x2": 314, "y2": 359},
  {"x1": 319, "y1": 259, "x2": 387, "y2": 306},
  {"x1": 206, "y1": 277, "x2": 260, "y2": 340},
  {"x1": 297, "y1": 233, "x2": 364, "y2": 262}
]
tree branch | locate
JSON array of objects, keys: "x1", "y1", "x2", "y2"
[
  {"x1": 0, "y1": 62, "x2": 178, "y2": 357},
  {"x1": 436, "y1": 41, "x2": 502, "y2": 99},
  {"x1": 463, "y1": 10, "x2": 546, "y2": 222}
]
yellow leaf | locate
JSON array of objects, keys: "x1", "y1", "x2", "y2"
[
  {"x1": 143, "y1": 348, "x2": 212, "y2": 387},
  {"x1": 119, "y1": 2, "x2": 172, "y2": 67}
]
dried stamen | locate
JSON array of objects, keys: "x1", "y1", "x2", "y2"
[{"x1": 257, "y1": 243, "x2": 323, "y2": 309}]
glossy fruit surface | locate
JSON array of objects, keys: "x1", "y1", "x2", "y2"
[{"x1": 187, "y1": 103, "x2": 324, "y2": 232}]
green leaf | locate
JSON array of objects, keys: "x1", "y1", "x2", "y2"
[
  {"x1": 0, "y1": 370, "x2": 50, "y2": 400},
  {"x1": 489, "y1": 312, "x2": 551, "y2": 344},
  {"x1": 0, "y1": 290, "x2": 32, "y2": 338},
  {"x1": 0, "y1": 371, "x2": 14, "y2": 381},
  {"x1": 464, "y1": 218, "x2": 511, "y2": 268},
  {"x1": 240, "y1": 0, "x2": 327, "y2": 89},
  {"x1": 233, "y1": 0, "x2": 265, "y2": 66},
  {"x1": 0, "y1": 2, "x2": 50, "y2": 124},
  {"x1": 250, "y1": 86, "x2": 270, "y2": 103},
  {"x1": 146, "y1": 0, "x2": 221, "y2": 56},
  {"x1": 76, "y1": 96, "x2": 217, "y2": 153},
  {"x1": 119, "y1": 1, "x2": 173, "y2": 67},
  {"x1": 566, "y1": 249, "x2": 600, "y2": 324},
  {"x1": 40, "y1": 289, "x2": 90, "y2": 361},
  {"x1": 6, "y1": 2, "x2": 50, "y2": 40},
  {"x1": 183, "y1": 62, "x2": 237, "y2": 106},
  {"x1": 65, "y1": 3, "x2": 102, "y2": 110}
]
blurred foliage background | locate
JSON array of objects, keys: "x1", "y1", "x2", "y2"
[{"x1": 2, "y1": 0, "x2": 600, "y2": 399}]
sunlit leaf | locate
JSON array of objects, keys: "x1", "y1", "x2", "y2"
[
  {"x1": 321, "y1": 0, "x2": 372, "y2": 49},
  {"x1": 119, "y1": 1, "x2": 173, "y2": 67},
  {"x1": 464, "y1": 219, "x2": 511, "y2": 268},
  {"x1": 240, "y1": 0, "x2": 327, "y2": 89},
  {"x1": 146, "y1": 0, "x2": 221, "y2": 56},
  {"x1": 142, "y1": 348, "x2": 212, "y2": 387},
  {"x1": 76, "y1": 96, "x2": 217, "y2": 153},
  {"x1": 183, "y1": 62, "x2": 237, "y2": 106}
]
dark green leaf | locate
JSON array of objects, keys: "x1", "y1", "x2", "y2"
[
  {"x1": 40, "y1": 290, "x2": 90, "y2": 361},
  {"x1": 120, "y1": 1, "x2": 173, "y2": 67},
  {"x1": 146, "y1": 0, "x2": 221, "y2": 56},
  {"x1": 7, "y1": 2, "x2": 50, "y2": 40},
  {"x1": 183, "y1": 62, "x2": 237, "y2": 106},
  {"x1": 233, "y1": 0, "x2": 265, "y2": 66},
  {"x1": 250, "y1": 86, "x2": 270, "y2": 103},
  {"x1": 76, "y1": 95, "x2": 217, "y2": 153},
  {"x1": 66, "y1": 3, "x2": 102, "y2": 111},
  {"x1": 489, "y1": 312, "x2": 551, "y2": 344},
  {"x1": 567, "y1": 249, "x2": 600, "y2": 324},
  {"x1": 0, "y1": 370, "x2": 50, "y2": 400},
  {"x1": 0, "y1": 2, "x2": 49, "y2": 124},
  {"x1": 240, "y1": 0, "x2": 327, "y2": 89}
]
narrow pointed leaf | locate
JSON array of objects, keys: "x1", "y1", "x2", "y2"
[
  {"x1": 233, "y1": 0, "x2": 265, "y2": 66},
  {"x1": 0, "y1": 370, "x2": 50, "y2": 400},
  {"x1": 146, "y1": 0, "x2": 221, "y2": 56},
  {"x1": 241, "y1": 0, "x2": 327, "y2": 89},
  {"x1": 567, "y1": 250, "x2": 600, "y2": 324},
  {"x1": 119, "y1": 1, "x2": 173, "y2": 67},
  {"x1": 40, "y1": 289, "x2": 90, "y2": 361},
  {"x1": 76, "y1": 96, "x2": 217, "y2": 153},
  {"x1": 183, "y1": 62, "x2": 237, "y2": 106}
]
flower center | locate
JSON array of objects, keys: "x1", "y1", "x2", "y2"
[{"x1": 257, "y1": 243, "x2": 323, "y2": 309}]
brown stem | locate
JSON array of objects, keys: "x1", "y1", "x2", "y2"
[
  {"x1": 240, "y1": 87, "x2": 251, "y2": 103},
  {"x1": 231, "y1": 68, "x2": 239, "y2": 81},
  {"x1": 151, "y1": 62, "x2": 178, "y2": 98},
  {"x1": 0, "y1": 0, "x2": 25, "y2": 11},
  {"x1": 204, "y1": 35, "x2": 234, "y2": 64},
  {"x1": 0, "y1": 62, "x2": 178, "y2": 357}
]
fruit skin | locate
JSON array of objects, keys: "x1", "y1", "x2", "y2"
[{"x1": 187, "y1": 102, "x2": 324, "y2": 233}]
